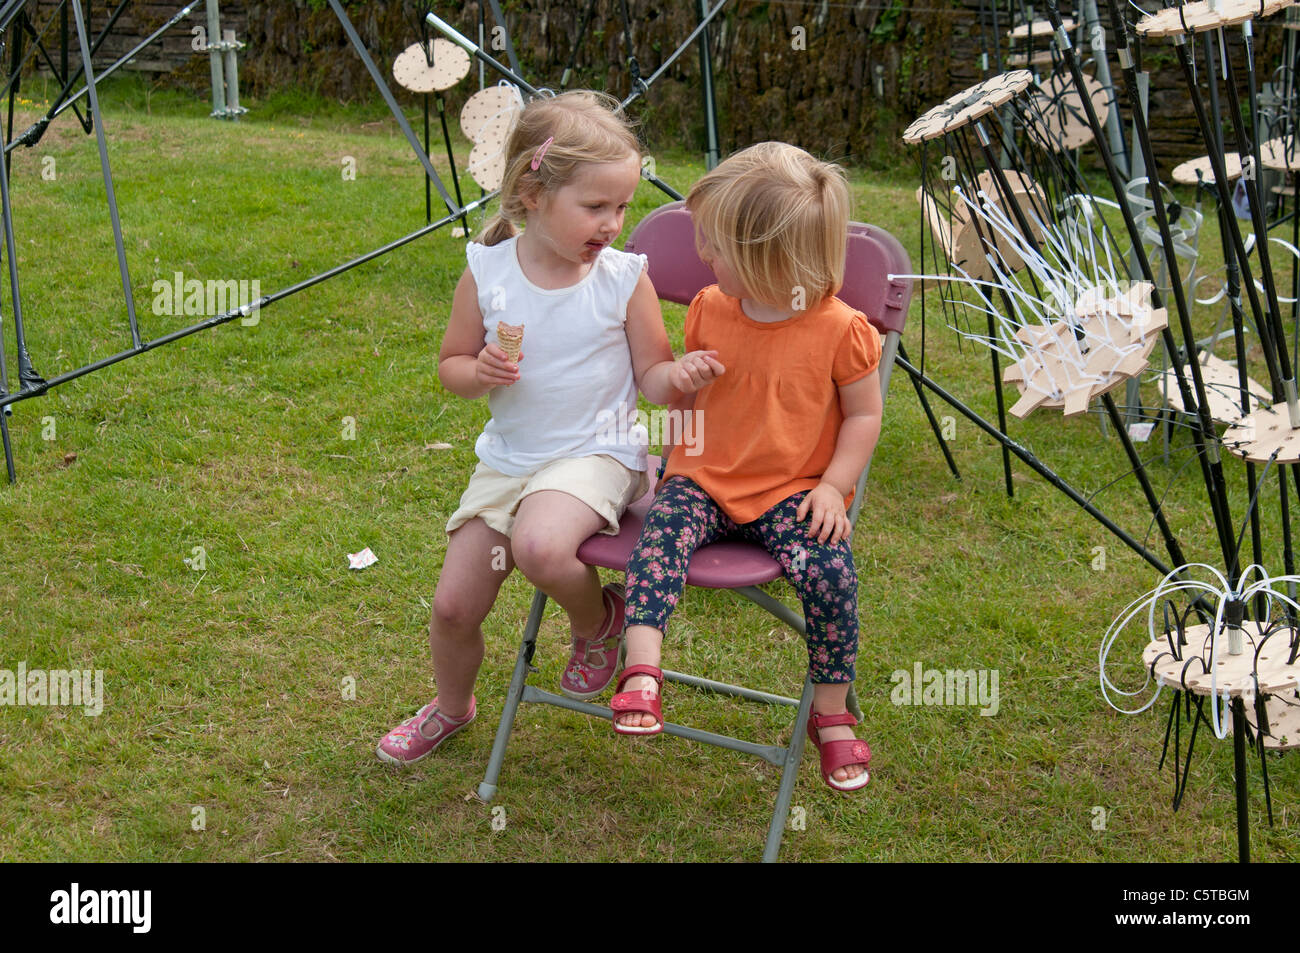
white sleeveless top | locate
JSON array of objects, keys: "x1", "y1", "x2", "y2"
[{"x1": 466, "y1": 236, "x2": 649, "y2": 476}]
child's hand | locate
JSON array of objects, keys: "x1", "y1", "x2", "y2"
[
  {"x1": 796, "y1": 482, "x2": 851, "y2": 546},
  {"x1": 476, "y1": 342, "x2": 522, "y2": 389},
  {"x1": 668, "y1": 350, "x2": 725, "y2": 394}
]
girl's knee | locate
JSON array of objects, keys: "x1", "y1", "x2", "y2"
[
  {"x1": 509, "y1": 530, "x2": 576, "y2": 582},
  {"x1": 431, "y1": 591, "x2": 488, "y2": 633}
]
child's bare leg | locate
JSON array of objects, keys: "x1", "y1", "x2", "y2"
[
  {"x1": 812, "y1": 683, "x2": 865, "y2": 783},
  {"x1": 510, "y1": 489, "x2": 609, "y2": 638},
  {"x1": 429, "y1": 518, "x2": 515, "y2": 717},
  {"x1": 617, "y1": 624, "x2": 664, "y2": 729}
]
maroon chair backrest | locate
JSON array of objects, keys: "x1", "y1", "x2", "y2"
[
  {"x1": 623, "y1": 201, "x2": 716, "y2": 306},
  {"x1": 625, "y1": 201, "x2": 913, "y2": 338},
  {"x1": 842, "y1": 225, "x2": 912, "y2": 337}
]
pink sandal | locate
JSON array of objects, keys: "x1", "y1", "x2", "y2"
[
  {"x1": 806, "y1": 711, "x2": 871, "y2": 792},
  {"x1": 560, "y1": 583, "x2": 626, "y2": 700},
  {"x1": 376, "y1": 696, "x2": 476, "y2": 765},
  {"x1": 610, "y1": 664, "x2": 664, "y2": 735}
]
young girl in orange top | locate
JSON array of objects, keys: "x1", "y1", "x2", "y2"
[{"x1": 613, "y1": 142, "x2": 883, "y2": 792}]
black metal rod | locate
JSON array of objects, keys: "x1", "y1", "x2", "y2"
[
  {"x1": 985, "y1": 307, "x2": 1014, "y2": 497},
  {"x1": 896, "y1": 342, "x2": 961, "y2": 480},
  {"x1": 0, "y1": 198, "x2": 496, "y2": 410},
  {"x1": 436, "y1": 94, "x2": 465, "y2": 223},
  {"x1": 40, "y1": 0, "x2": 131, "y2": 123},
  {"x1": 1232, "y1": 696, "x2": 1251, "y2": 863},
  {"x1": 46, "y1": 0, "x2": 202, "y2": 125},
  {"x1": 71, "y1": 0, "x2": 141, "y2": 350},
  {"x1": 642, "y1": 173, "x2": 683, "y2": 201},
  {"x1": 1222, "y1": 28, "x2": 1294, "y2": 388},
  {"x1": 0, "y1": 411, "x2": 13, "y2": 483},
  {"x1": 7, "y1": 9, "x2": 25, "y2": 171},
  {"x1": 561, "y1": 0, "x2": 599, "y2": 89},
  {"x1": 952, "y1": 130, "x2": 1017, "y2": 497},
  {"x1": 896, "y1": 353, "x2": 1174, "y2": 576},
  {"x1": 0, "y1": 65, "x2": 39, "y2": 391},
  {"x1": 696, "y1": 0, "x2": 720, "y2": 170},
  {"x1": 484, "y1": 0, "x2": 523, "y2": 81},
  {"x1": 326, "y1": 0, "x2": 460, "y2": 219},
  {"x1": 422, "y1": 92, "x2": 431, "y2": 225},
  {"x1": 621, "y1": 0, "x2": 729, "y2": 110},
  {"x1": 1100, "y1": 392, "x2": 1188, "y2": 569},
  {"x1": 17, "y1": 12, "x2": 90, "y2": 132}
]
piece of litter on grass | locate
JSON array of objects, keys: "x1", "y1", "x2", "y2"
[
  {"x1": 425, "y1": 442, "x2": 453, "y2": 451},
  {"x1": 348, "y1": 547, "x2": 378, "y2": 570},
  {"x1": 1127, "y1": 422, "x2": 1155, "y2": 442}
]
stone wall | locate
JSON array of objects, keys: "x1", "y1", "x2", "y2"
[{"x1": 20, "y1": 1, "x2": 1292, "y2": 168}]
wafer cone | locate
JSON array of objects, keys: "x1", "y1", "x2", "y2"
[{"x1": 496, "y1": 321, "x2": 524, "y2": 362}]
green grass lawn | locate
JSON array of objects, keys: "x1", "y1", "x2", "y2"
[{"x1": 0, "y1": 74, "x2": 1297, "y2": 862}]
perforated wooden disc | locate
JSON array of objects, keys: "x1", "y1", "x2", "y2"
[
  {"x1": 903, "y1": 71, "x2": 1033, "y2": 143},
  {"x1": 1142, "y1": 623, "x2": 1300, "y2": 698},
  {"x1": 1235, "y1": 692, "x2": 1300, "y2": 749},
  {"x1": 1222, "y1": 403, "x2": 1300, "y2": 461},
  {"x1": 1261, "y1": 136, "x2": 1300, "y2": 171},
  {"x1": 1158, "y1": 352, "x2": 1269, "y2": 423},
  {"x1": 1007, "y1": 16, "x2": 1074, "y2": 38},
  {"x1": 1136, "y1": 0, "x2": 1294, "y2": 38},
  {"x1": 1172, "y1": 151, "x2": 1243, "y2": 184},
  {"x1": 393, "y1": 39, "x2": 470, "y2": 93},
  {"x1": 1026, "y1": 71, "x2": 1109, "y2": 152},
  {"x1": 460, "y1": 85, "x2": 523, "y2": 191}
]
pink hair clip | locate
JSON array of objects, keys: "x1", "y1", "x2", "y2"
[{"x1": 530, "y1": 136, "x2": 554, "y2": 171}]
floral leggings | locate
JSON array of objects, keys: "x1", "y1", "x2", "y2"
[{"x1": 624, "y1": 477, "x2": 860, "y2": 684}]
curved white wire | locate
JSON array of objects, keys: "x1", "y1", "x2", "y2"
[{"x1": 1100, "y1": 562, "x2": 1300, "y2": 739}]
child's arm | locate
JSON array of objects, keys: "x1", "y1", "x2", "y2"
[
  {"x1": 625, "y1": 271, "x2": 724, "y2": 405},
  {"x1": 796, "y1": 369, "x2": 884, "y2": 545},
  {"x1": 437, "y1": 269, "x2": 518, "y2": 399}
]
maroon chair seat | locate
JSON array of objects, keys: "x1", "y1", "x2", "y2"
[{"x1": 577, "y1": 457, "x2": 786, "y2": 589}]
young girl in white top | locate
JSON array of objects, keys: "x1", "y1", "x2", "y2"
[{"x1": 378, "y1": 91, "x2": 715, "y2": 764}]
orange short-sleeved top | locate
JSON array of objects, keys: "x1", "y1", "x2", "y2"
[{"x1": 662, "y1": 286, "x2": 882, "y2": 524}]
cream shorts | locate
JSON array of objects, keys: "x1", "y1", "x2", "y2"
[{"x1": 446, "y1": 454, "x2": 649, "y2": 538}]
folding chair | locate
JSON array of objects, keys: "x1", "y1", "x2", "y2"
[{"x1": 476, "y1": 202, "x2": 913, "y2": 861}]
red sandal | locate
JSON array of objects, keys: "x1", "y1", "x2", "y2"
[
  {"x1": 610, "y1": 664, "x2": 664, "y2": 736},
  {"x1": 807, "y1": 711, "x2": 871, "y2": 792}
]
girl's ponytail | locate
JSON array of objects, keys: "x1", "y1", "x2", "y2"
[{"x1": 477, "y1": 212, "x2": 517, "y2": 247}]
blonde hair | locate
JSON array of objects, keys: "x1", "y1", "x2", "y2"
[
  {"x1": 686, "y1": 142, "x2": 851, "y2": 309},
  {"x1": 478, "y1": 90, "x2": 641, "y2": 246}
]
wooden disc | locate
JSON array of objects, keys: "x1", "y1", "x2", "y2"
[
  {"x1": 1232, "y1": 691, "x2": 1300, "y2": 749},
  {"x1": 903, "y1": 71, "x2": 1033, "y2": 143},
  {"x1": 1007, "y1": 50, "x2": 1057, "y2": 68},
  {"x1": 1142, "y1": 623, "x2": 1300, "y2": 698},
  {"x1": 1171, "y1": 151, "x2": 1243, "y2": 185},
  {"x1": 1003, "y1": 282, "x2": 1169, "y2": 419},
  {"x1": 393, "y1": 39, "x2": 470, "y2": 93},
  {"x1": 1261, "y1": 136, "x2": 1300, "y2": 171},
  {"x1": 1026, "y1": 71, "x2": 1109, "y2": 152},
  {"x1": 1007, "y1": 16, "x2": 1074, "y2": 38},
  {"x1": 1136, "y1": 0, "x2": 1294, "y2": 38},
  {"x1": 1158, "y1": 352, "x2": 1269, "y2": 423},
  {"x1": 1222, "y1": 403, "x2": 1300, "y2": 462},
  {"x1": 460, "y1": 85, "x2": 523, "y2": 191}
]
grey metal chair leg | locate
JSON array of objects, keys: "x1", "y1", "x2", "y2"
[
  {"x1": 763, "y1": 676, "x2": 815, "y2": 863},
  {"x1": 477, "y1": 589, "x2": 548, "y2": 802}
]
